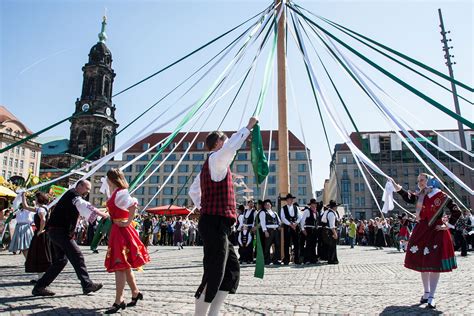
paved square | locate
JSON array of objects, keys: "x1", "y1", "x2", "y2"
[{"x1": 0, "y1": 245, "x2": 472, "y2": 315}]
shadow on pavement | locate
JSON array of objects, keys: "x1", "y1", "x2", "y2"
[
  {"x1": 30, "y1": 307, "x2": 101, "y2": 315},
  {"x1": 380, "y1": 305, "x2": 442, "y2": 315}
]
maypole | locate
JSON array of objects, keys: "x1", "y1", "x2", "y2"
[{"x1": 276, "y1": 0, "x2": 290, "y2": 260}]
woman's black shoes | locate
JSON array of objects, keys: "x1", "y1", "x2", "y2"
[
  {"x1": 127, "y1": 292, "x2": 143, "y2": 307},
  {"x1": 419, "y1": 296, "x2": 428, "y2": 304},
  {"x1": 105, "y1": 301, "x2": 126, "y2": 314}
]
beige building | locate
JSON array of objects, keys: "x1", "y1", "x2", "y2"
[
  {"x1": 0, "y1": 106, "x2": 42, "y2": 181},
  {"x1": 327, "y1": 129, "x2": 473, "y2": 220},
  {"x1": 89, "y1": 130, "x2": 313, "y2": 209}
]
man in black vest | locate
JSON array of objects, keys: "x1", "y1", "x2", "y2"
[
  {"x1": 280, "y1": 193, "x2": 301, "y2": 265},
  {"x1": 321, "y1": 200, "x2": 340, "y2": 264},
  {"x1": 32, "y1": 180, "x2": 109, "y2": 296},
  {"x1": 299, "y1": 199, "x2": 320, "y2": 264},
  {"x1": 258, "y1": 199, "x2": 281, "y2": 265}
]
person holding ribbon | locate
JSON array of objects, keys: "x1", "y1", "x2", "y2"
[{"x1": 391, "y1": 173, "x2": 461, "y2": 309}]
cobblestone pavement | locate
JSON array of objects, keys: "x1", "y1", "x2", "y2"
[{"x1": 1, "y1": 245, "x2": 473, "y2": 315}]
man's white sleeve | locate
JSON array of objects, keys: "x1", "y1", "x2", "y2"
[{"x1": 189, "y1": 174, "x2": 202, "y2": 209}]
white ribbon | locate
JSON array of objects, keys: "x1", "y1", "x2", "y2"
[{"x1": 381, "y1": 181, "x2": 395, "y2": 214}]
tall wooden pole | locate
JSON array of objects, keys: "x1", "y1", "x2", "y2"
[
  {"x1": 438, "y1": 9, "x2": 473, "y2": 208},
  {"x1": 276, "y1": 0, "x2": 289, "y2": 260},
  {"x1": 277, "y1": 0, "x2": 289, "y2": 199}
]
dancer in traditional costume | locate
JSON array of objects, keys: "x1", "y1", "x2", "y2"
[
  {"x1": 8, "y1": 204, "x2": 34, "y2": 258},
  {"x1": 392, "y1": 174, "x2": 461, "y2": 309},
  {"x1": 32, "y1": 180, "x2": 108, "y2": 297},
  {"x1": 189, "y1": 116, "x2": 257, "y2": 316},
  {"x1": 103, "y1": 168, "x2": 150, "y2": 314},
  {"x1": 21, "y1": 192, "x2": 53, "y2": 281}
]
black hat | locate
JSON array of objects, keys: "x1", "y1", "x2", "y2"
[
  {"x1": 307, "y1": 198, "x2": 318, "y2": 205},
  {"x1": 238, "y1": 205, "x2": 245, "y2": 212},
  {"x1": 263, "y1": 199, "x2": 273, "y2": 206},
  {"x1": 284, "y1": 193, "x2": 296, "y2": 200},
  {"x1": 325, "y1": 200, "x2": 341, "y2": 208}
]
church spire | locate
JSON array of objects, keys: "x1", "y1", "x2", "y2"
[{"x1": 98, "y1": 15, "x2": 107, "y2": 43}]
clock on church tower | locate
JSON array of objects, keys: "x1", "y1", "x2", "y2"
[{"x1": 69, "y1": 16, "x2": 119, "y2": 160}]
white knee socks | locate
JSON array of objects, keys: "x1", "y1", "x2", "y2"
[
  {"x1": 429, "y1": 272, "x2": 440, "y2": 299},
  {"x1": 195, "y1": 288, "x2": 210, "y2": 316},
  {"x1": 421, "y1": 272, "x2": 430, "y2": 299},
  {"x1": 208, "y1": 291, "x2": 228, "y2": 316}
]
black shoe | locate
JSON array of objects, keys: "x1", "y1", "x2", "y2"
[
  {"x1": 127, "y1": 292, "x2": 143, "y2": 307},
  {"x1": 426, "y1": 303, "x2": 436, "y2": 309},
  {"x1": 92, "y1": 249, "x2": 99, "y2": 254},
  {"x1": 105, "y1": 301, "x2": 126, "y2": 314},
  {"x1": 83, "y1": 282, "x2": 103, "y2": 295},
  {"x1": 30, "y1": 279, "x2": 37, "y2": 284},
  {"x1": 328, "y1": 261, "x2": 339, "y2": 264},
  {"x1": 32, "y1": 287, "x2": 55, "y2": 296},
  {"x1": 420, "y1": 296, "x2": 428, "y2": 304}
]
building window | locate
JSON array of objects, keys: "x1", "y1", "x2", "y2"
[
  {"x1": 271, "y1": 140, "x2": 276, "y2": 149},
  {"x1": 298, "y1": 175, "x2": 306, "y2": 184},
  {"x1": 150, "y1": 199, "x2": 159, "y2": 206},
  {"x1": 268, "y1": 187, "x2": 276, "y2": 196},
  {"x1": 341, "y1": 156, "x2": 347, "y2": 164},
  {"x1": 167, "y1": 176, "x2": 174, "y2": 184},
  {"x1": 178, "y1": 164, "x2": 188, "y2": 173},
  {"x1": 355, "y1": 197, "x2": 360, "y2": 207},
  {"x1": 236, "y1": 153, "x2": 248, "y2": 161},
  {"x1": 164, "y1": 164, "x2": 173, "y2": 172},
  {"x1": 162, "y1": 198, "x2": 173, "y2": 205},
  {"x1": 342, "y1": 195, "x2": 350, "y2": 205},
  {"x1": 196, "y1": 142, "x2": 205, "y2": 150},
  {"x1": 341, "y1": 180, "x2": 350, "y2": 193},
  {"x1": 177, "y1": 198, "x2": 188, "y2": 206},
  {"x1": 178, "y1": 176, "x2": 187, "y2": 184},
  {"x1": 193, "y1": 165, "x2": 202, "y2": 172},
  {"x1": 139, "y1": 154, "x2": 148, "y2": 161},
  {"x1": 150, "y1": 176, "x2": 160, "y2": 184},
  {"x1": 149, "y1": 187, "x2": 158, "y2": 195},
  {"x1": 298, "y1": 187, "x2": 306, "y2": 196},
  {"x1": 193, "y1": 154, "x2": 204, "y2": 161},
  {"x1": 2, "y1": 157, "x2": 6, "y2": 166},
  {"x1": 21, "y1": 148, "x2": 25, "y2": 156},
  {"x1": 354, "y1": 183, "x2": 359, "y2": 192},
  {"x1": 182, "y1": 154, "x2": 190, "y2": 161},
  {"x1": 1, "y1": 170, "x2": 5, "y2": 177},
  {"x1": 268, "y1": 175, "x2": 276, "y2": 184},
  {"x1": 167, "y1": 154, "x2": 176, "y2": 161},
  {"x1": 360, "y1": 197, "x2": 366, "y2": 207},
  {"x1": 404, "y1": 168, "x2": 409, "y2": 176},
  {"x1": 19, "y1": 160, "x2": 24, "y2": 169},
  {"x1": 298, "y1": 164, "x2": 306, "y2": 172},
  {"x1": 269, "y1": 164, "x2": 276, "y2": 172},
  {"x1": 163, "y1": 187, "x2": 173, "y2": 195},
  {"x1": 360, "y1": 183, "x2": 365, "y2": 192},
  {"x1": 135, "y1": 187, "x2": 145, "y2": 195},
  {"x1": 183, "y1": 142, "x2": 190, "y2": 150},
  {"x1": 126, "y1": 155, "x2": 136, "y2": 161},
  {"x1": 29, "y1": 162, "x2": 35, "y2": 170},
  {"x1": 9, "y1": 158, "x2": 13, "y2": 166},
  {"x1": 354, "y1": 169, "x2": 359, "y2": 178},
  {"x1": 236, "y1": 164, "x2": 248, "y2": 173},
  {"x1": 295, "y1": 152, "x2": 306, "y2": 160},
  {"x1": 270, "y1": 152, "x2": 277, "y2": 161},
  {"x1": 142, "y1": 143, "x2": 150, "y2": 150}
]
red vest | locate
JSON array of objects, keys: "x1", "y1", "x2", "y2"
[{"x1": 200, "y1": 156, "x2": 236, "y2": 221}]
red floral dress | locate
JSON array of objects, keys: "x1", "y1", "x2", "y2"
[
  {"x1": 398, "y1": 189, "x2": 460, "y2": 272},
  {"x1": 104, "y1": 189, "x2": 150, "y2": 272}
]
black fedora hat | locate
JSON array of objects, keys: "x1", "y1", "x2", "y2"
[
  {"x1": 263, "y1": 199, "x2": 273, "y2": 206},
  {"x1": 284, "y1": 193, "x2": 296, "y2": 200},
  {"x1": 307, "y1": 198, "x2": 318, "y2": 205},
  {"x1": 325, "y1": 200, "x2": 341, "y2": 208}
]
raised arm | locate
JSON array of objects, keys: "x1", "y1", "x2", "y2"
[{"x1": 21, "y1": 193, "x2": 36, "y2": 212}]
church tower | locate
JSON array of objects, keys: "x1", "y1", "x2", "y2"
[{"x1": 69, "y1": 16, "x2": 118, "y2": 160}]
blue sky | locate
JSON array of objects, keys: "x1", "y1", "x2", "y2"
[{"x1": 1, "y1": 0, "x2": 473, "y2": 190}]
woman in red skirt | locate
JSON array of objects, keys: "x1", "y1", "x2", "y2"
[
  {"x1": 104, "y1": 169, "x2": 150, "y2": 314},
  {"x1": 392, "y1": 173, "x2": 461, "y2": 309}
]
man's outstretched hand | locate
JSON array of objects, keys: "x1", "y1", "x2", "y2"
[{"x1": 247, "y1": 116, "x2": 259, "y2": 131}]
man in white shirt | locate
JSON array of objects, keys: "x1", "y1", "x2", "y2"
[
  {"x1": 321, "y1": 200, "x2": 340, "y2": 264},
  {"x1": 189, "y1": 117, "x2": 258, "y2": 316},
  {"x1": 280, "y1": 193, "x2": 302, "y2": 265},
  {"x1": 259, "y1": 199, "x2": 281, "y2": 265},
  {"x1": 299, "y1": 199, "x2": 321, "y2": 264},
  {"x1": 33, "y1": 180, "x2": 109, "y2": 296}
]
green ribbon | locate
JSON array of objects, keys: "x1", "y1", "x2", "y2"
[
  {"x1": 0, "y1": 113, "x2": 80, "y2": 154},
  {"x1": 290, "y1": 6, "x2": 474, "y2": 130},
  {"x1": 251, "y1": 124, "x2": 269, "y2": 185},
  {"x1": 294, "y1": 3, "x2": 473, "y2": 93},
  {"x1": 254, "y1": 215, "x2": 265, "y2": 279}
]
